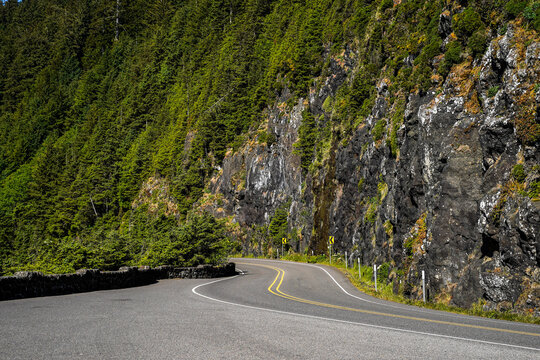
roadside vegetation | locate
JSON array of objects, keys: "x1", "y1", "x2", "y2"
[{"x1": 3, "y1": 211, "x2": 239, "y2": 275}]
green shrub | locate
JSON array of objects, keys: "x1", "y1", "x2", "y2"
[
  {"x1": 523, "y1": 3, "x2": 540, "y2": 31},
  {"x1": 387, "y1": 121, "x2": 401, "y2": 157},
  {"x1": 404, "y1": 237, "x2": 414, "y2": 257},
  {"x1": 439, "y1": 41, "x2": 462, "y2": 76},
  {"x1": 523, "y1": 3, "x2": 538, "y2": 20},
  {"x1": 380, "y1": 0, "x2": 394, "y2": 12},
  {"x1": 487, "y1": 85, "x2": 500, "y2": 98},
  {"x1": 350, "y1": 68, "x2": 376, "y2": 115},
  {"x1": 372, "y1": 119, "x2": 387, "y2": 141},
  {"x1": 445, "y1": 41, "x2": 462, "y2": 64},
  {"x1": 358, "y1": 178, "x2": 365, "y2": 192},
  {"x1": 416, "y1": 65, "x2": 433, "y2": 93},
  {"x1": 505, "y1": 0, "x2": 528, "y2": 18},
  {"x1": 453, "y1": 8, "x2": 484, "y2": 39},
  {"x1": 307, "y1": 254, "x2": 327, "y2": 263},
  {"x1": 512, "y1": 164, "x2": 527, "y2": 182},
  {"x1": 414, "y1": 37, "x2": 442, "y2": 66},
  {"x1": 294, "y1": 110, "x2": 317, "y2": 172},
  {"x1": 140, "y1": 212, "x2": 233, "y2": 267},
  {"x1": 377, "y1": 262, "x2": 391, "y2": 283},
  {"x1": 364, "y1": 197, "x2": 378, "y2": 223},
  {"x1": 468, "y1": 31, "x2": 487, "y2": 58},
  {"x1": 322, "y1": 96, "x2": 333, "y2": 113},
  {"x1": 268, "y1": 202, "x2": 290, "y2": 247},
  {"x1": 377, "y1": 180, "x2": 388, "y2": 200},
  {"x1": 258, "y1": 130, "x2": 276, "y2": 146},
  {"x1": 528, "y1": 181, "x2": 540, "y2": 198}
]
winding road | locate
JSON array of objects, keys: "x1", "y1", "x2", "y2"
[{"x1": 1, "y1": 258, "x2": 539, "y2": 359}]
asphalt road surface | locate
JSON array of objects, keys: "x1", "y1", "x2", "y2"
[{"x1": 1, "y1": 258, "x2": 539, "y2": 359}]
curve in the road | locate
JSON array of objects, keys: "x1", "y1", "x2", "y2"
[
  {"x1": 287, "y1": 260, "x2": 540, "y2": 328},
  {"x1": 238, "y1": 258, "x2": 540, "y2": 329},
  {"x1": 256, "y1": 262, "x2": 539, "y2": 337},
  {"x1": 192, "y1": 261, "x2": 540, "y2": 352}
]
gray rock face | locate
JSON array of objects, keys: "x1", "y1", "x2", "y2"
[
  {"x1": 209, "y1": 97, "x2": 304, "y2": 227},
  {"x1": 207, "y1": 27, "x2": 539, "y2": 314},
  {"x1": 438, "y1": 10, "x2": 452, "y2": 38}
]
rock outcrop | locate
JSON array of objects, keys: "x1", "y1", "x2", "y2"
[{"x1": 202, "y1": 22, "x2": 539, "y2": 315}]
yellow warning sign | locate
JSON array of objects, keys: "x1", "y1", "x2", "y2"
[
  {"x1": 329, "y1": 236, "x2": 334, "y2": 244},
  {"x1": 282, "y1": 238, "x2": 288, "y2": 245}
]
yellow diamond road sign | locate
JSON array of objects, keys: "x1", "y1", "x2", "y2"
[{"x1": 329, "y1": 236, "x2": 334, "y2": 244}]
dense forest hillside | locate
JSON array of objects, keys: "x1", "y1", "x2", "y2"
[{"x1": 0, "y1": 0, "x2": 539, "y2": 314}]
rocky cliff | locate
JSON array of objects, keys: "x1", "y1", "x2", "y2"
[{"x1": 203, "y1": 19, "x2": 539, "y2": 314}]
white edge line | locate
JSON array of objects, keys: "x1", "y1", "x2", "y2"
[
  {"x1": 235, "y1": 258, "x2": 540, "y2": 328},
  {"x1": 191, "y1": 274, "x2": 540, "y2": 353}
]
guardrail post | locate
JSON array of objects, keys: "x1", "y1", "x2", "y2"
[
  {"x1": 330, "y1": 244, "x2": 332, "y2": 265},
  {"x1": 422, "y1": 270, "x2": 426, "y2": 303},
  {"x1": 374, "y1": 264, "x2": 377, "y2": 292}
]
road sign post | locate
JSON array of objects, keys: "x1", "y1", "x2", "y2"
[
  {"x1": 281, "y1": 238, "x2": 287, "y2": 259},
  {"x1": 328, "y1": 236, "x2": 334, "y2": 264}
]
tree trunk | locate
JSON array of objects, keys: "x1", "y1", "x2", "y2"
[{"x1": 115, "y1": 0, "x2": 120, "y2": 41}]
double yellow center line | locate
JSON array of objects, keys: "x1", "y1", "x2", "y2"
[{"x1": 238, "y1": 262, "x2": 540, "y2": 338}]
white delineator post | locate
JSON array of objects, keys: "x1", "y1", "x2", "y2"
[
  {"x1": 329, "y1": 244, "x2": 332, "y2": 265},
  {"x1": 422, "y1": 270, "x2": 426, "y2": 303},
  {"x1": 374, "y1": 264, "x2": 377, "y2": 292},
  {"x1": 358, "y1": 258, "x2": 361, "y2": 280},
  {"x1": 345, "y1": 251, "x2": 348, "y2": 269}
]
